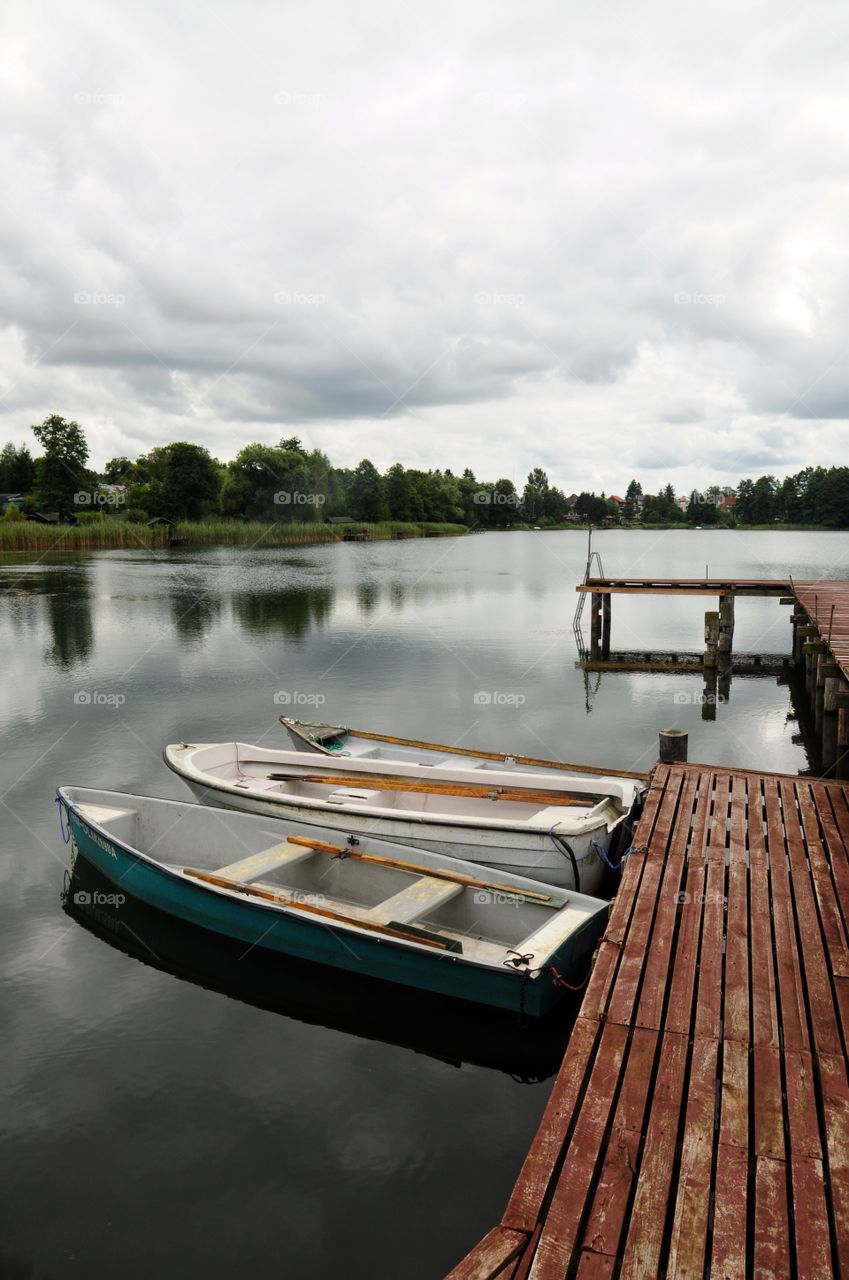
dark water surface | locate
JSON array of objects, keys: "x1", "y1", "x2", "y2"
[{"x1": 2, "y1": 528, "x2": 845, "y2": 1278}]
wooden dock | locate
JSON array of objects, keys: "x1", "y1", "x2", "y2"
[
  {"x1": 576, "y1": 576, "x2": 792, "y2": 597},
  {"x1": 448, "y1": 760, "x2": 849, "y2": 1279}
]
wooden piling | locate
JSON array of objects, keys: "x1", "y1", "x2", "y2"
[
  {"x1": 590, "y1": 592, "x2": 602, "y2": 660},
  {"x1": 704, "y1": 610, "x2": 719, "y2": 668},
  {"x1": 718, "y1": 592, "x2": 735, "y2": 654},
  {"x1": 658, "y1": 728, "x2": 688, "y2": 762},
  {"x1": 601, "y1": 592, "x2": 611, "y2": 659},
  {"x1": 822, "y1": 668, "x2": 843, "y2": 712}
]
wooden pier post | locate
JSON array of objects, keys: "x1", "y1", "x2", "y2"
[
  {"x1": 836, "y1": 692, "x2": 849, "y2": 781},
  {"x1": 659, "y1": 728, "x2": 688, "y2": 763},
  {"x1": 590, "y1": 592, "x2": 602, "y2": 660},
  {"x1": 822, "y1": 665, "x2": 842, "y2": 711},
  {"x1": 718, "y1": 593, "x2": 735, "y2": 655},
  {"x1": 704, "y1": 610, "x2": 719, "y2": 668},
  {"x1": 601, "y1": 593, "x2": 611, "y2": 659},
  {"x1": 791, "y1": 609, "x2": 809, "y2": 664},
  {"x1": 804, "y1": 639, "x2": 827, "y2": 692}
]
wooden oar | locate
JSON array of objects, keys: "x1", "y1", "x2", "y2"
[
  {"x1": 268, "y1": 771, "x2": 592, "y2": 807},
  {"x1": 329, "y1": 725, "x2": 649, "y2": 781},
  {"x1": 284, "y1": 835, "x2": 564, "y2": 905},
  {"x1": 181, "y1": 868, "x2": 460, "y2": 951}
]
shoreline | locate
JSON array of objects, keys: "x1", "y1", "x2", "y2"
[{"x1": 0, "y1": 520, "x2": 839, "y2": 554}]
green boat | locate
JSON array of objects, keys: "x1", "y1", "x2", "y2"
[{"x1": 57, "y1": 787, "x2": 609, "y2": 1017}]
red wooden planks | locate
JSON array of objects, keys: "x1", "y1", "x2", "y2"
[
  {"x1": 666, "y1": 1036, "x2": 719, "y2": 1277},
  {"x1": 504, "y1": 1015, "x2": 602, "y2": 1233},
  {"x1": 574, "y1": 1027, "x2": 660, "y2": 1265},
  {"x1": 446, "y1": 1227, "x2": 528, "y2": 1280},
  {"x1": 527, "y1": 1022, "x2": 630, "y2": 1277},
  {"x1": 447, "y1": 762, "x2": 849, "y2": 1280}
]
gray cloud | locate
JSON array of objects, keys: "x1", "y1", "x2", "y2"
[{"x1": 3, "y1": 0, "x2": 849, "y2": 493}]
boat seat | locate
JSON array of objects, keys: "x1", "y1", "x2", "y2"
[
  {"x1": 367, "y1": 875, "x2": 464, "y2": 925},
  {"x1": 78, "y1": 803, "x2": 136, "y2": 824},
  {"x1": 527, "y1": 804, "x2": 588, "y2": 828},
  {"x1": 326, "y1": 787, "x2": 384, "y2": 805},
  {"x1": 214, "y1": 841, "x2": 317, "y2": 882}
]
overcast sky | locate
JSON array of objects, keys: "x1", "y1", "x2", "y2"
[{"x1": 3, "y1": 0, "x2": 849, "y2": 494}]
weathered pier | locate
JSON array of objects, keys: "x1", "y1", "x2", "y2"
[
  {"x1": 449, "y1": 759, "x2": 849, "y2": 1279},
  {"x1": 448, "y1": 575, "x2": 849, "y2": 1277},
  {"x1": 576, "y1": 576, "x2": 849, "y2": 774}
]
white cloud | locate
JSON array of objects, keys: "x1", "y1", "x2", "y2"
[{"x1": 3, "y1": 0, "x2": 849, "y2": 494}]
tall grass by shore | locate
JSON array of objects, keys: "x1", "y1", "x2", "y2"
[{"x1": 0, "y1": 518, "x2": 468, "y2": 552}]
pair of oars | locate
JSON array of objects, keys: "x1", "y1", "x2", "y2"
[{"x1": 268, "y1": 771, "x2": 595, "y2": 807}]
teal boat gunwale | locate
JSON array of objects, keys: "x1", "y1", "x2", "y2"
[{"x1": 57, "y1": 788, "x2": 604, "y2": 1016}]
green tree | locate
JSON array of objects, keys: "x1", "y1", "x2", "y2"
[
  {"x1": 0, "y1": 442, "x2": 36, "y2": 494},
  {"x1": 385, "y1": 463, "x2": 414, "y2": 520},
  {"x1": 31, "y1": 415, "x2": 90, "y2": 516},
  {"x1": 624, "y1": 478, "x2": 643, "y2": 521},
  {"x1": 687, "y1": 490, "x2": 720, "y2": 525},
  {"x1": 522, "y1": 468, "x2": 549, "y2": 520},
  {"x1": 575, "y1": 491, "x2": 609, "y2": 523},
  {"x1": 158, "y1": 443, "x2": 222, "y2": 520},
  {"x1": 750, "y1": 476, "x2": 777, "y2": 524},
  {"x1": 349, "y1": 459, "x2": 385, "y2": 521},
  {"x1": 222, "y1": 444, "x2": 311, "y2": 520}
]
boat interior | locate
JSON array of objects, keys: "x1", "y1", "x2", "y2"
[
  {"x1": 178, "y1": 743, "x2": 628, "y2": 831},
  {"x1": 66, "y1": 790, "x2": 604, "y2": 968}
]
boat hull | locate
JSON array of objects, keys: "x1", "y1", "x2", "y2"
[
  {"x1": 61, "y1": 801, "x2": 602, "y2": 1017},
  {"x1": 175, "y1": 775, "x2": 615, "y2": 894}
]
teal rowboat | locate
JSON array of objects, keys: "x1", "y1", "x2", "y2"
[{"x1": 57, "y1": 787, "x2": 609, "y2": 1017}]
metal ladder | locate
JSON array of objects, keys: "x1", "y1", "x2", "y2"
[{"x1": 573, "y1": 528, "x2": 605, "y2": 656}]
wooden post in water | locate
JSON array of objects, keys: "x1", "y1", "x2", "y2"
[
  {"x1": 824, "y1": 670, "x2": 845, "y2": 711},
  {"x1": 601, "y1": 593, "x2": 611, "y2": 659},
  {"x1": 821, "y1": 665, "x2": 843, "y2": 773},
  {"x1": 804, "y1": 639, "x2": 826, "y2": 692},
  {"x1": 704, "y1": 610, "x2": 719, "y2": 668},
  {"x1": 836, "y1": 691, "x2": 849, "y2": 780},
  {"x1": 659, "y1": 728, "x2": 688, "y2": 763},
  {"x1": 718, "y1": 593, "x2": 735, "y2": 656},
  {"x1": 590, "y1": 592, "x2": 602, "y2": 660},
  {"x1": 791, "y1": 611, "x2": 810, "y2": 664}
]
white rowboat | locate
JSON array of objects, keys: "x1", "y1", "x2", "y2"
[{"x1": 164, "y1": 742, "x2": 644, "y2": 892}]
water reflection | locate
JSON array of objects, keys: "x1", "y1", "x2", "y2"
[
  {"x1": 41, "y1": 568, "x2": 94, "y2": 669},
  {"x1": 356, "y1": 582, "x2": 380, "y2": 616},
  {"x1": 63, "y1": 858, "x2": 575, "y2": 1083},
  {"x1": 169, "y1": 589, "x2": 222, "y2": 643},
  {"x1": 231, "y1": 587, "x2": 334, "y2": 638}
]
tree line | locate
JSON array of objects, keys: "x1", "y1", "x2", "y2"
[
  {"x1": 0, "y1": 417, "x2": 576, "y2": 527},
  {"x1": 2, "y1": 416, "x2": 848, "y2": 528}
]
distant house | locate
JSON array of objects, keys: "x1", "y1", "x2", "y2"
[
  {"x1": 676, "y1": 495, "x2": 689, "y2": 511},
  {"x1": 564, "y1": 494, "x2": 580, "y2": 510},
  {"x1": 717, "y1": 495, "x2": 737, "y2": 510},
  {"x1": 0, "y1": 492, "x2": 23, "y2": 511},
  {"x1": 608, "y1": 495, "x2": 625, "y2": 506}
]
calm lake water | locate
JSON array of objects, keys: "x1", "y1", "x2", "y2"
[{"x1": 2, "y1": 528, "x2": 845, "y2": 1278}]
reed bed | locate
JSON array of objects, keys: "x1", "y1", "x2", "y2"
[{"x1": 0, "y1": 519, "x2": 468, "y2": 552}]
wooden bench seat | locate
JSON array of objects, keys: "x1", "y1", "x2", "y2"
[
  {"x1": 367, "y1": 875, "x2": 464, "y2": 925},
  {"x1": 214, "y1": 841, "x2": 317, "y2": 882}
]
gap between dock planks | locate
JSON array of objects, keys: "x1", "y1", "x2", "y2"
[{"x1": 447, "y1": 762, "x2": 849, "y2": 1280}]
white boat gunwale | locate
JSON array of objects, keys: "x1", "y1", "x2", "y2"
[
  {"x1": 163, "y1": 743, "x2": 630, "y2": 839},
  {"x1": 281, "y1": 716, "x2": 650, "y2": 782}
]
